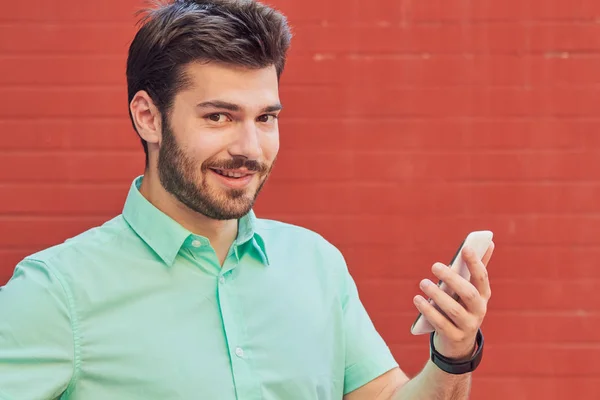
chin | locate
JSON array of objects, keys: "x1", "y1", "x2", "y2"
[
  {"x1": 200, "y1": 191, "x2": 256, "y2": 219},
  {"x1": 207, "y1": 204, "x2": 254, "y2": 220}
]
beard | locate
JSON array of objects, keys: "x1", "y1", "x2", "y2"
[{"x1": 157, "y1": 120, "x2": 274, "y2": 220}]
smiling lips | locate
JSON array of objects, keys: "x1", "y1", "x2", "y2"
[
  {"x1": 211, "y1": 168, "x2": 253, "y2": 178},
  {"x1": 209, "y1": 168, "x2": 256, "y2": 189}
]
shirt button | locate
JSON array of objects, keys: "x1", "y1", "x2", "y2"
[
  {"x1": 191, "y1": 240, "x2": 202, "y2": 248},
  {"x1": 235, "y1": 347, "x2": 244, "y2": 358},
  {"x1": 219, "y1": 276, "x2": 225, "y2": 284}
]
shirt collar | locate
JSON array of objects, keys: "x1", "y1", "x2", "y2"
[
  {"x1": 122, "y1": 175, "x2": 269, "y2": 266},
  {"x1": 238, "y1": 210, "x2": 270, "y2": 266}
]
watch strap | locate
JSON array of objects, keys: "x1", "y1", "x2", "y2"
[{"x1": 430, "y1": 328, "x2": 484, "y2": 375}]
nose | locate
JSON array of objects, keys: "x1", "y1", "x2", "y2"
[{"x1": 228, "y1": 121, "x2": 263, "y2": 160}]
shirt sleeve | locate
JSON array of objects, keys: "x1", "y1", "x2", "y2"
[
  {"x1": 0, "y1": 258, "x2": 75, "y2": 400},
  {"x1": 338, "y1": 253, "x2": 399, "y2": 395}
]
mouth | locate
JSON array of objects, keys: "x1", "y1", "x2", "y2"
[
  {"x1": 208, "y1": 168, "x2": 256, "y2": 189},
  {"x1": 210, "y1": 168, "x2": 254, "y2": 178}
]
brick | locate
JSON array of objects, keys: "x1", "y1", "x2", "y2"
[
  {"x1": 407, "y1": 0, "x2": 529, "y2": 21},
  {"x1": 528, "y1": 22, "x2": 600, "y2": 53},
  {"x1": 282, "y1": 54, "x2": 341, "y2": 86},
  {"x1": 0, "y1": 119, "x2": 139, "y2": 150},
  {"x1": 279, "y1": 119, "x2": 600, "y2": 151},
  {"x1": 534, "y1": 86, "x2": 600, "y2": 116},
  {"x1": 471, "y1": 378, "x2": 600, "y2": 400},
  {"x1": 280, "y1": 86, "x2": 600, "y2": 118},
  {"x1": 293, "y1": 22, "x2": 600, "y2": 56},
  {"x1": 465, "y1": 183, "x2": 600, "y2": 214},
  {"x1": 408, "y1": 0, "x2": 600, "y2": 22},
  {"x1": 272, "y1": 149, "x2": 599, "y2": 182},
  {"x1": 0, "y1": 55, "x2": 125, "y2": 86},
  {"x1": 268, "y1": 0, "x2": 341, "y2": 22},
  {"x1": 529, "y1": 55, "x2": 600, "y2": 86},
  {"x1": 391, "y1": 344, "x2": 600, "y2": 376},
  {"x1": 285, "y1": 54, "x2": 532, "y2": 88},
  {"x1": 273, "y1": 0, "x2": 600, "y2": 25},
  {"x1": 528, "y1": 0, "x2": 600, "y2": 20},
  {"x1": 263, "y1": 181, "x2": 600, "y2": 215},
  {"x1": 490, "y1": 246, "x2": 600, "y2": 279},
  {"x1": 0, "y1": 152, "x2": 143, "y2": 183},
  {"x1": 266, "y1": 214, "x2": 600, "y2": 247},
  {"x1": 484, "y1": 313, "x2": 600, "y2": 344},
  {"x1": 484, "y1": 345, "x2": 600, "y2": 375},
  {"x1": 473, "y1": 86, "x2": 600, "y2": 117},
  {"x1": 275, "y1": 0, "x2": 600, "y2": 24},
  {"x1": 0, "y1": 87, "x2": 125, "y2": 117},
  {"x1": 469, "y1": 55, "x2": 600, "y2": 87},
  {"x1": 0, "y1": 0, "x2": 140, "y2": 22},
  {"x1": 0, "y1": 24, "x2": 135, "y2": 54},
  {"x1": 356, "y1": 278, "x2": 600, "y2": 313},
  {"x1": 339, "y1": 245, "x2": 600, "y2": 281},
  {"x1": 373, "y1": 311, "x2": 600, "y2": 349},
  {"x1": 291, "y1": 23, "x2": 532, "y2": 55},
  {"x1": 490, "y1": 280, "x2": 600, "y2": 312},
  {"x1": 281, "y1": 86, "x2": 475, "y2": 118},
  {"x1": 0, "y1": 183, "x2": 128, "y2": 215}
]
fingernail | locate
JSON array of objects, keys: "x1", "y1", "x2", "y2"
[
  {"x1": 420, "y1": 279, "x2": 432, "y2": 288},
  {"x1": 414, "y1": 295, "x2": 425, "y2": 305},
  {"x1": 432, "y1": 263, "x2": 444, "y2": 273}
]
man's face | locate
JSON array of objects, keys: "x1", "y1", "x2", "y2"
[{"x1": 156, "y1": 62, "x2": 281, "y2": 220}]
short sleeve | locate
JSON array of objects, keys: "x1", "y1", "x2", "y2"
[
  {"x1": 0, "y1": 258, "x2": 75, "y2": 399},
  {"x1": 339, "y1": 255, "x2": 399, "y2": 395}
]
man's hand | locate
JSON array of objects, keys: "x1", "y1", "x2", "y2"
[
  {"x1": 413, "y1": 242, "x2": 495, "y2": 360},
  {"x1": 343, "y1": 243, "x2": 496, "y2": 400}
]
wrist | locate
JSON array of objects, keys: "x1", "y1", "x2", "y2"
[
  {"x1": 433, "y1": 333, "x2": 477, "y2": 361},
  {"x1": 429, "y1": 329, "x2": 484, "y2": 375},
  {"x1": 447, "y1": 341, "x2": 478, "y2": 362}
]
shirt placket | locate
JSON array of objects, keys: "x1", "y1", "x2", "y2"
[{"x1": 217, "y1": 245, "x2": 263, "y2": 400}]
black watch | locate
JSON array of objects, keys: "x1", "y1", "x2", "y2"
[{"x1": 429, "y1": 329, "x2": 484, "y2": 375}]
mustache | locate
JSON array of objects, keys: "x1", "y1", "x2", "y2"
[{"x1": 203, "y1": 157, "x2": 269, "y2": 174}]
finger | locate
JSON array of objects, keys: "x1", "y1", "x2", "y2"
[
  {"x1": 432, "y1": 262, "x2": 486, "y2": 316},
  {"x1": 481, "y1": 241, "x2": 495, "y2": 267},
  {"x1": 413, "y1": 295, "x2": 462, "y2": 338},
  {"x1": 462, "y1": 246, "x2": 492, "y2": 301},
  {"x1": 419, "y1": 278, "x2": 471, "y2": 329}
]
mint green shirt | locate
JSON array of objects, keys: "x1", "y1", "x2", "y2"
[{"x1": 0, "y1": 176, "x2": 398, "y2": 400}]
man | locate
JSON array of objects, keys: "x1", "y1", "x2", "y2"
[{"x1": 0, "y1": 0, "x2": 495, "y2": 399}]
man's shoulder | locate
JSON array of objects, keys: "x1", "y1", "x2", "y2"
[
  {"x1": 22, "y1": 215, "x2": 131, "y2": 270},
  {"x1": 254, "y1": 217, "x2": 345, "y2": 259},
  {"x1": 255, "y1": 217, "x2": 327, "y2": 242}
]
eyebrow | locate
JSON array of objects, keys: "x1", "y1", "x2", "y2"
[{"x1": 196, "y1": 100, "x2": 283, "y2": 113}]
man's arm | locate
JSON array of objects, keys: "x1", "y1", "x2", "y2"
[
  {"x1": 345, "y1": 362, "x2": 470, "y2": 400},
  {"x1": 0, "y1": 258, "x2": 75, "y2": 399},
  {"x1": 345, "y1": 242, "x2": 495, "y2": 400}
]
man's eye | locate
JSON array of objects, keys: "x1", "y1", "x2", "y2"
[
  {"x1": 258, "y1": 114, "x2": 278, "y2": 123},
  {"x1": 207, "y1": 113, "x2": 229, "y2": 123}
]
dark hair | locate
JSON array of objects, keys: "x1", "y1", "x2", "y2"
[{"x1": 126, "y1": 0, "x2": 293, "y2": 165}]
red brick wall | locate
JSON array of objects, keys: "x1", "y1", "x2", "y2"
[{"x1": 1, "y1": 0, "x2": 599, "y2": 398}]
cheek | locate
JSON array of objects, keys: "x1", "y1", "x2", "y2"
[
  {"x1": 182, "y1": 132, "x2": 226, "y2": 165},
  {"x1": 262, "y1": 130, "x2": 280, "y2": 162}
]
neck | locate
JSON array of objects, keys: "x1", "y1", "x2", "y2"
[{"x1": 138, "y1": 170, "x2": 238, "y2": 264}]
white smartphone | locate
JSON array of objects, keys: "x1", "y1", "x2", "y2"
[{"x1": 410, "y1": 230, "x2": 494, "y2": 336}]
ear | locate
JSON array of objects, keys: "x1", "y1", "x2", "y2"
[{"x1": 130, "y1": 90, "x2": 162, "y2": 147}]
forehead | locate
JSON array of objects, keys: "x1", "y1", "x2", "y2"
[{"x1": 178, "y1": 62, "x2": 280, "y2": 109}]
